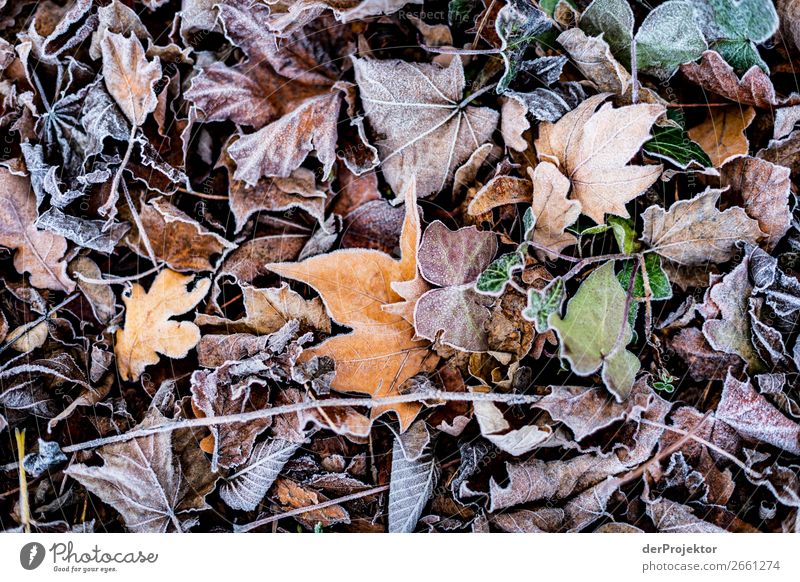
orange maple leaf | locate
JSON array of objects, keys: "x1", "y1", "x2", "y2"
[{"x1": 268, "y1": 184, "x2": 436, "y2": 430}]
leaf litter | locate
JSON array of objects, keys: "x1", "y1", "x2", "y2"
[{"x1": 1, "y1": 0, "x2": 800, "y2": 534}]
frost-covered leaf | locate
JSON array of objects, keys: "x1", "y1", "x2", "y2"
[
  {"x1": 229, "y1": 93, "x2": 341, "y2": 185},
  {"x1": 475, "y1": 249, "x2": 526, "y2": 296},
  {"x1": 494, "y1": 0, "x2": 551, "y2": 92},
  {"x1": 716, "y1": 370, "x2": 800, "y2": 455},
  {"x1": 388, "y1": 435, "x2": 439, "y2": 533},
  {"x1": 642, "y1": 188, "x2": 764, "y2": 266},
  {"x1": 66, "y1": 408, "x2": 216, "y2": 532},
  {"x1": 23, "y1": 439, "x2": 67, "y2": 477},
  {"x1": 101, "y1": 32, "x2": 161, "y2": 126},
  {"x1": 644, "y1": 122, "x2": 712, "y2": 169},
  {"x1": 522, "y1": 277, "x2": 565, "y2": 333},
  {"x1": 526, "y1": 162, "x2": 580, "y2": 258},
  {"x1": 415, "y1": 221, "x2": 497, "y2": 351},
  {"x1": 618, "y1": 254, "x2": 673, "y2": 302},
  {"x1": 220, "y1": 438, "x2": 302, "y2": 511},
  {"x1": 353, "y1": 57, "x2": 498, "y2": 199},
  {"x1": 535, "y1": 93, "x2": 663, "y2": 224},
  {"x1": 702, "y1": 258, "x2": 764, "y2": 372},
  {"x1": 115, "y1": 270, "x2": 210, "y2": 381},
  {"x1": 549, "y1": 261, "x2": 640, "y2": 400},
  {"x1": 557, "y1": 28, "x2": 630, "y2": 95},
  {"x1": 0, "y1": 169, "x2": 74, "y2": 292}
]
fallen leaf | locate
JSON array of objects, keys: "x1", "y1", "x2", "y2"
[
  {"x1": 549, "y1": 261, "x2": 640, "y2": 400},
  {"x1": 535, "y1": 93, "x2": 664, "y2": 223},
  {"x1": 687, "y1": 105, "x2": 755, "y2": 167},
  {"x1": 267, "y1": 184, "x2": 436, "y2": 430},
  {"x1": 353, "y1": 56, "x2": 499, "y2": 199},
  {"x1": 642, "y1": 188, "x2": 764, "y2": 266},
  {"x1": 115, "y1": 269, "x2": 210, "y2": 381},
  {"x1": 527, "y1": 162, "x2": 581, "y2": 258},
  {"x1": 101, "y1": 31, "x2": 161, "y2": 126},
  {"x1": 0, "y1": 168, "x2": 74, "y2": 292},
  {"x1": 388, "y1": 434, "x2": 439, "y2": 533},
  {"x1": 66, "y1": 408, "x2": 216, "y2": 532}
]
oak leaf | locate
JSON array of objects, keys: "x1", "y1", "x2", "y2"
[
  {"x1": 0, "y1": 168, "x2": 74, "y2": 292},
  {"x1": 115, "y1": 269, "x2": 210, "y2": 381},
  {"x1": 535, "y1": 93, "x2": 663, "y2": 224},
  {"x1": 267, "y1": 184, "x2": 436, "y2": 430}
]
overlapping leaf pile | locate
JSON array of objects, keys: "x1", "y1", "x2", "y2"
[{"x1": 1, "y1": 0, "x2": 800, "y2": 533}]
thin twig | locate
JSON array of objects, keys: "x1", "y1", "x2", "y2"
[
  {"x1": 74, "y1": 262, "x2": 164, "y2": 285},
  {"x1": 234, "y1": 485, "x2": 390, "y2": 532},
  {"x1": 107, "y1": 124, "x2": 138, "y2": 225},
  {"x1": 0, "y1": 391, "x2": 544, "y2": 472},
  {"x1": 15, "y1": 429, "x2": 30, "y2": 533},
  {"x1": 175, "y1": 186, "x2": 229, "y2": 201}
]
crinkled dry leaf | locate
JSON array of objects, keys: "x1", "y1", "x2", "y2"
[{"x1": 101, "y1": 31, "x2": 161, "y2": 126}]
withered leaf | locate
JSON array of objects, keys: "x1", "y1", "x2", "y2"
[
  {"x1": 535, "y1": 93, "x2": 663, "y2": 223},
  {"x1": 0, "y1": 168, "x2": 74, "y2": 292},
  {"x1": 66, "y1": 408, "x2": 216, "y2": 532},
  {"x1": 353, "y1": 57, "x2": 499, "y2": 199},
  {"x1": 101, "y1": 31, "x2": 161, "y2": 126},
  {"x1": 116, "y1": 269, "x2": 210, "y2": 381},
  {"x1": 642, "y1": 188, "x2": 764, "y2": 266}
]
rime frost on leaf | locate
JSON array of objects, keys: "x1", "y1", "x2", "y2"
[
  {"x1": 353, "y1": 57, "x2": 499, "y2": 199},
  {"x1": 388, "y1": 434, "x2": 439, "y2": 533}
]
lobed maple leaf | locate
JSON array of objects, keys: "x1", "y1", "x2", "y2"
[{"x1": 268, "y1": 184, "x2": 437, "y2": 430}]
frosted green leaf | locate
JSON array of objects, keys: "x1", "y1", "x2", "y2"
[
  {"x1": 689, "y1": 0, "x2": 778, "y2": 73},
  {"x1": 634, "y1": 1, "x2": 707, "y2": 78},
  {"x1": 448, "y1": 0, "x2": 476, "y2": 26},
  {"x1": 576, "y1": 216, "x2": 639, "y2": 254},
  {"x1": 581, "y1": 0, "x2": 706, "y2": 78},
  {"x1": 644, "y1": 122, "x2": 712, "y2": 169},
  {"x1": 581, "y1": 0, "x2": 634, "y2": 64},
  {"x1": 549, "y1": 262, "x2": 640, "y2": 400},
  {"x1": 475, "y1": 248, "x2": 526, "y2": 296},
  {"x1": 618, "y1": 254, "x2": 673, "y2": 302},
  {"x1": 522, "y1": 277, "x2": 565, "y2": 333}
]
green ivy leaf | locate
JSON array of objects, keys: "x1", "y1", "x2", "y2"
[
  {"x1": 522, "y1": 277, "x2": 565, "y2": 332},
  {"x1": 644, "y1": 124, "x2": 711, "y2": 169},
  {"x1": 582, "y1": 0, "x2": 706, "y2": 78},
  {"x1": 618, "y1": 254, "x2": 673, "y2": 302},
  {"x1": 575, "y1": 216, "x2": 640, "y2": 254},
  {"x1": 475, "y1": 248, "x2": 526, "y2": 296},
  {"x1": 690, "y1": 0, "x2": 777, "y2": 73},
  {"x1": 549, "y1": 261, "x2": 640, "y2": 400},
  {"x1": 713, "y1": 38, "x2": 768, "y2": 74}
]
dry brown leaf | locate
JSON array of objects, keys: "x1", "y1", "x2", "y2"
[
  {"x1": 101, "y1": 31, "x2": 161, "y2": 126},
  {"x1": 467, "y1": 175, "x2": 531, "y2": 216},
  {"x1": 196, "y1": 282, "x2": 331, "y2": 336},
  {"x1": 267, "y1": 184, "x2": 437, "y2": 430},
  {"x1": 642, "y1": 188, "x2": 764, "y2": 267},
  {"x1": 557, "y1": 28, "x2": 630, "y2": 95},
  {"x1": 128, "y1": 196, "x2": 235, "y2": 271},
  {"x1": 273, "y1": 478, "x2": 350, "y2": 528},
  {"x1": 720, "y1": 156, "x2": 792, "y2": 251},
  {"x1": 353, "y1": 57, "x2": 499, "y2": 199},
  {"x1": 65, "y1": 408, "x2": 216, "y2": 532},
  {"x1": 687, "y1": 105, "x2": 755, "y2": 168},
  {"x1": 229, "y1": 92, "x2": 341, "y2": 185},
  {"x1": 115, "y1": 269, "x2": 210, "y2": 381},
  {"x1": 681, "y1": 50, "x2": 795, "y2": 110},
  {"x1": 527, "y1": 162, "x2": 581, "y2": 259},
  {"x1": 535, "y1": 93, "x2": 663, "y2": 223},
  {"x1": 0, "y1": 168, "x2": 74, "y2": 292}
]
